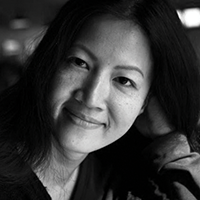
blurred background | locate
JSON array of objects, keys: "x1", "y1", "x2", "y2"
[{"x1": 0, "y1": 0, "x2": 200, "y2": 92}]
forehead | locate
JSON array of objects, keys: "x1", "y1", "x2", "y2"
[
  {"x1": 73, "y1": 14, "x2": 153, "y2": 77},
  {"x1": 77, "y1": 15, "x2": 142, "y2": 46}
]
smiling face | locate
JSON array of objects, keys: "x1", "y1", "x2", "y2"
[{"x1": 49, "y1": 15, "x2": 153, "y2": 155}]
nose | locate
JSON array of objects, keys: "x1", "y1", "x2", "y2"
[{"x1": 73, "y1": 73, "x2": 109, "y2": 110}]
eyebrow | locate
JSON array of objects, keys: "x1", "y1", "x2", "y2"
[
  {"x1": 115, "y1": 65, "x2": 144, "y2": 78},
  {"x1": 72, "y1": 43, "x2": 144, "y2": 78},
  {"x1": 72, "y1": 43, "x2": 98, "y2": 62}
]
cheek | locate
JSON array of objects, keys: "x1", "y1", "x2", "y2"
[
  {"x1": 50, "y1": 70, "x2": 81, "y2": 101},
  {"x1": 51, "y1": 72, "x2": 73, "y2": 96},
  {"x1": 49, "y1": 73, "x2": 77, "y2": 117},
  {"x1": 112, "y1": 95, "x2": 145, "y2": 134}
]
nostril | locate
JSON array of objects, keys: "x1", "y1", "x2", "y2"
[
  {"x1": 73, "y1": 89, "x2": 84, "y2": 104},
  {"x1": 72, "y1": 77, "x2": 108, "y2": 111}
]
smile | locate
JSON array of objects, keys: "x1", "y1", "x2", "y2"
[{"x1": 64, "y1": 108, "x2": 105, "y2": 130}]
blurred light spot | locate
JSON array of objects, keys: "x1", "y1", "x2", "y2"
[
  {"x1": 9, "y1": 18, "x2": 30, "y2": 29},
  {"x1": 2, "y1": 39, "x2": 22, "y2": 56},
  {"x1": 177, "y1": 8, "x2": 200, "y2": 28}
]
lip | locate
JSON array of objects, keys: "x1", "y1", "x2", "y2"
[{"x1": 64, "y1": 108, "x2": 105, "y2": 129}]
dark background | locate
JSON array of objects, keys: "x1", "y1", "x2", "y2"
[
  {"x1": 0, "y1": 0, "x2": 200, "y2": 92},
  {"x1": 0, "y1": 0, "x2": 199, "y2": 61}
]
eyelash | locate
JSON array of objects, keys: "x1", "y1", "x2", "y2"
[
  {"x1": 67, "y1": 57, "x2": 88, "y2": 69},
  {"x1": 114, "y1": 77, "x2": 136, "y2": 89},
  {"x1": 66, "y1": 57, "x2": 137, "y2": 89}
]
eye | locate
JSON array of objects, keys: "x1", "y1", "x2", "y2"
[
  {"x1": 67, "y1": 57, "x2": 88, "y2": 69},
  {"x1": 114, "y1": 77, "x2": 136, "y2": 88}
]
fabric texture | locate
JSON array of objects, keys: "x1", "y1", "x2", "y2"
[
  {"x1": 103, "y1": 128, "x2": 200, "y2": 200},
  {"x1": 1, "y1": 129, "x2": 200, "y2": 200},
  {"x1": 0, "y1": 154, "x2": 111, "y2": 200},
  {"x1": 141, "y1": 132, "x2": 200, "y2": 200}
]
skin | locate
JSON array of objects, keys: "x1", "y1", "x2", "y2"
[
  {"x1": 50, "y1": 15, "x2": 153, "y2": 155},
  {"x1": 38, "y1": 15, "x2": 153, "y2": 200}
]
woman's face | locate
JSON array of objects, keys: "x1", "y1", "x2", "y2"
[{"x1": 49, "y1": 15, "x2": 153, "y2": 155}]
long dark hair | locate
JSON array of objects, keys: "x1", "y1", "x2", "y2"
[{"x1": 0, "y1": 0, "x2": 199, "y2": 182}]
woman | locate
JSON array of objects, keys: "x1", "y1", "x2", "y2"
[{"x1": 0, "y1": 0, "x2": 199, "y2": 199}]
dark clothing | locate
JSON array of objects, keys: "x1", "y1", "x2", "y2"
[
  {"x1": 70, "y1": 154, "x2": 111, "y2": 200},
  {"x1": 0, "y1": 154, "x2": 111, "y2": 200},
  {"x1": 99, "y1": 128, "x2": 200, "y2": 200},
  {"x1": 115, "y1": 131, "x2": 200, "y2": 200},
  {"x1": 141, "y1": 132, "x2": 200, "y2": 200},
  {"x1": 1, "y1": 129, "x2": 200, "y2": 200}
]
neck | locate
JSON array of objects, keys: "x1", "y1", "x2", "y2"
[{"x1": 35, "y1": 144, "x2": 87, "y2": 189}]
